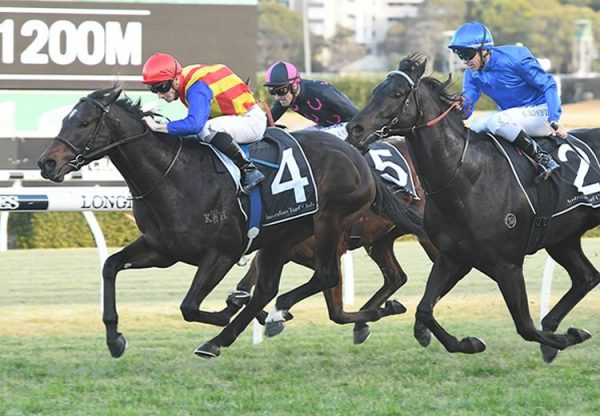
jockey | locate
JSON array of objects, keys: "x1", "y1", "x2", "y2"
[
  {"x1": 449, "y1": 21, "x2": 564, "y2": 183},
  {"x1": 141, "y1": 53, "x2": 265, "y2": 194},
  {"x1": 264, "y1": 61, "x2": 359, "y2": 140}
]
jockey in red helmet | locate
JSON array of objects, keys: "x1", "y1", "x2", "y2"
[
  {"x1": 264, "y1": 61, "x2": 358, "y2": 140},
  {"x1": 142, "y1": 53, "x2": 265, "y2": 194}
]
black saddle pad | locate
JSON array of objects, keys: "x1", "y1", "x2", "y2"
[
  {"x1": 488, "y1": 133, "x2": 600, "y2": 217},
  {"x1": 245, "y1": 127, "x2": 318, "y2": 226},
  {"x1": 364, "y1": 140, "x2": 418, "y2": 198}
]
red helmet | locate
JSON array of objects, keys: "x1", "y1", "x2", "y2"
[
  {"x1": 142, "y1": 53, "x2": 182, "y2": 84},
  {"x1": 264, "y1": 61, "x2": 300, "y2": 87}
]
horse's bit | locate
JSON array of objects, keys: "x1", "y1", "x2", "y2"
[
  {"x1": 369, "y1": 70, "x2": 466, "y2": 196},
  {"x1": 55, "y1": 96, "x2": 182, "y2": 200}
]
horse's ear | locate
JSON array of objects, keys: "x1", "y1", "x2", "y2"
[
  {"x1": 398, "y1": 52, "x2": 428, "y2": 81},
  {"x1": 100, "y1": 85, "x2": 122, "y2": 105}
]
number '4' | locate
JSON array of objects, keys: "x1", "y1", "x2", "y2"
[{"x1": 271, "y1": 148, "x2": 309, "y2": 203}]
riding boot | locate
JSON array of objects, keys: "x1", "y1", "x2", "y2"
[
  {"x1": 513, "y1": 131, "x2": 560, "y2": 184},
  {"x1": 210, "y1": 132, "x2": 264, "y2": 194}
]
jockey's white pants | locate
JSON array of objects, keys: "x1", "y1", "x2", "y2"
[
  {"x1": 302, "y1": 122, "x2": 349, "y2": 140},
  {"x1": 469, "y1": 103, "x2": 555, "y2": 142},
  {"x1": 198, "y1": 105, "x2": 267, "y2": 144}
]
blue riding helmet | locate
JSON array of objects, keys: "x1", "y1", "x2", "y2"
[{"x1": 448, "y1": 21, "x2": 494, "y2": 50}]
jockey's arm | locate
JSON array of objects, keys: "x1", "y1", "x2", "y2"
[
  {"x1": 269, "y1": 100, "x2": 287, "y2": 124},
  {"x1": 166, "y1": 82, "x2": 213, "y2": 136},
  {"x1": 322, "y1": 86, "x2": 359, "y2": 121}
]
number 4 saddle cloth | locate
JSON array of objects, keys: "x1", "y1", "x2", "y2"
[{"x1": 489, "y1": 132, "x2": 600, "y2": 217}]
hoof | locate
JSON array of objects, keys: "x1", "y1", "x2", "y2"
[
  {"x1": 226, "y1": 290, "x2": 251, "y2": 308},
  {"x1": 540, "y1": 344, "x2": 559, "y2": 363},
  {"x1": 383, "y1": 299, "x2": 407, "y2": 315},
  {"x1": 414, "y1": 322, "x2": 431, "y2": 348},
  {"x1": 256, "y1": 310, "x2": 268, "y2": 326},
  {"x1": 353, "y1": 324, "x2": 371, "y2": 345},
  {"x1": 265, "y1": 320, "x2": 285, "y2": 337},
  {"x1": 568, "y1": 327, "x2": 592, "y2": 345},
  {"x1": 195, "y1": 342, "x2": 220, "y2": 358},
  {"x1": 460, "y1": 336, "x2": 486, "y2": 354},
  {"x1": 107, "y1": 333, "x2": 128, "y2": 358}
]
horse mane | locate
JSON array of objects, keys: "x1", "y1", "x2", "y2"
[
  {"x1": 89, "y1": 84, "x2": 157, "y2": 118},
  {"x1": 421, "y1": 75, "x2": 455, "y2": 106}
]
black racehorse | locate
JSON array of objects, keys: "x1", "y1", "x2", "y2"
[
  {"x1": 347, "y1": 52, "x2": 600, "y2": 362},
  {"x1": 37, "y1": 86, "x2": 421, "y2": 359},
  {"x1": 220, "y1": 138, "x2": 438, "y2": 344}
]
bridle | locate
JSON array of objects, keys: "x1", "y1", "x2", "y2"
[
  {"x1": 56, "y1": 96, "x2": 149, "y2": 170},
  {"x1": 366, "y1": 69, "x2": 467, "y2": 196},
  {"x1": 367, "y1": 70, "x2": 460, "y2": 141},
  {"x1": 55, "y1": 95, "x2": 182, "y2": 200}
]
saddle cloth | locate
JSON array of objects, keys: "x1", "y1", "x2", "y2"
[
  {"x1": 488, "y1": 133, "x2": 600, "y2": 217},
  {"x1": 364, "y1": 140, "x2": 418, "y2": 198}
]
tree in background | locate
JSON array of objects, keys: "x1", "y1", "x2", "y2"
[
  {"x1": 323, "y1": 25, "x2": 368, "y2": 72},
  {"x1": 470, "y1": 0, "x2": 600, "y2": 73},
  {"x1": 257, "y1": 1, "x2": 326, "y2": 73}
]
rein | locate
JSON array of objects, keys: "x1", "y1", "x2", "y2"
[
  {"x1": 370, "y1": 100, "x2": 460, "y2": 139},
  {"x1": 56, "y1": 95, "x2": 182, "y2": 200},
  {"x1": 369, "y1": 69, "x2": 466, "y2": 196},
  {"x1": 57, "y1": 97, "x2": 149, "y2": 170}
]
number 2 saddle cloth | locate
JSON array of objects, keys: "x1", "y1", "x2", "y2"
[{"x1": 489, "y1": 132, "x2": 600, "y2": 216}]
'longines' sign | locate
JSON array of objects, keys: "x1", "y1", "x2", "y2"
[{"x1": 0, "y1": 1, "x2": 257, "y2": 90}]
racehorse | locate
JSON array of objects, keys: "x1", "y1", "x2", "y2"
[
  {"x1": 37, "y1": 85, "x2": 421, "y2": 359},
  {"x1": 219, "y1": 138, "x2": 439, "y2": 344},
  {"x1": 346, "y1": 52, "x2": 600, "y2": 362}
]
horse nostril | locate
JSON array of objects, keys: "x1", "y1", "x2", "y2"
[
  {"x1": 40, "y1": 158, "x2": 56, "y2": 173},
  {"x1": 350, "y1": 124, "x2": 364, "y2": 135}
]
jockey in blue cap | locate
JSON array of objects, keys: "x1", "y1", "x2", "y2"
[{"x1": 449, "y1": 21, "x2": 564, "y2": 183}]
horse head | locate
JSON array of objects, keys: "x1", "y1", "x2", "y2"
[
  {"x1": 38, "y1": 85, "x2": 144, "y2": 182},
  {"x1": 347, "y1": 52, "x2": 429, "y2": 151}
]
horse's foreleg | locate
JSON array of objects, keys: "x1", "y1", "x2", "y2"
[
  {"x1": 195, "y1": 248, "x2": 288, "y2": 358},
  {"x1": 494, "y1": 261, "x2": 592, "y2": 360},
  {"x1": 414, "y1": 253, "x2": 478, "y2": 353},
  {"x1": 103, "y1": 237, "x2": 176, "y2": 358},
  {"x1": 538, "y1": 240, "x2": 598, "y2": 362},
  {"x1": 179, "y1": 248, "x2": 237, "y2": 327}
]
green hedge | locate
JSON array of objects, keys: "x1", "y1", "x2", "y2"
[{"x1": 7, "y1": 211, "x2": 139, "y2": 249}]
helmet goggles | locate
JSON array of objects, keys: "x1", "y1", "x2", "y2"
[
  {"x1": 147, "y1": 79, "x2": 173, "y2": 94},
  {"x1": 268, "y1": 85, "x2": 291, "y2": 96},
  {"x1": 452, "y1": 48, "x2": 478, "y2": 62}
]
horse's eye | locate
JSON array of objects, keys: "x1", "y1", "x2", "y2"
[
  {"x1": 80, "y1": 120, "x2": 90, "y2": 127},
  {"x1": 394, "y1": 91, "x2": 404, "y2": 98}
]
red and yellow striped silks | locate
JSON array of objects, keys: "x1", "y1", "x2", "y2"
[{"x1": 178, "y1": 64, "x2": 256, "y2": 117}]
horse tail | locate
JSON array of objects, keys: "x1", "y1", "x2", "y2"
[{"x1": 370, "y1": 171, "x2": 426, "y2": 238}]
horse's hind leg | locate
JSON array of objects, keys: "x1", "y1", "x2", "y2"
[
  {"x1": 266, "y1": 217, "x2": 345, "y2": 335},
  {"x1": 212, "y1": 256, "x2": 259, "y2": 324},
  {"x1": 539, "y1": 238, "x2": 599, "y2": 362},
  {"x1": 179, "y1": 248, "x2": 237, "y2": 327},
  {"x1": 195, "y1": 248, "x2": 288, "y2": 358},
  {"x1": 492, "y1": 260, "x2": 592, "y2": 358},
  {"x1": 103, "y1": 237, "x2": 176, "y2": 358},
  {"x1": 349, "y1": 234, "x2": 410, "y2": 344}
]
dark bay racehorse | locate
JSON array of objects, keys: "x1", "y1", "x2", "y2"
[
  {"x1": 37, "y1": 86, "x2": 421, "y2": 359},
  {"x1": 221, "y1": 138, "x2": 438, "y2": 344},
  {"x1": 347, "y1": 52, "x2": 600, "y2": 362}
]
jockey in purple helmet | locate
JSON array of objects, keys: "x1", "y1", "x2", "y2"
[
  {"x1": 449, "y1": 21, "x2": 563, "y2": 184},
  {"x1": 264, "y1": 61, "x2": 358, "y2": 140}
]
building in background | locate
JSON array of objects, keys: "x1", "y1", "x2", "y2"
[{"x1": 282, "y1": 0, "x2": 424, "y2": 53}]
